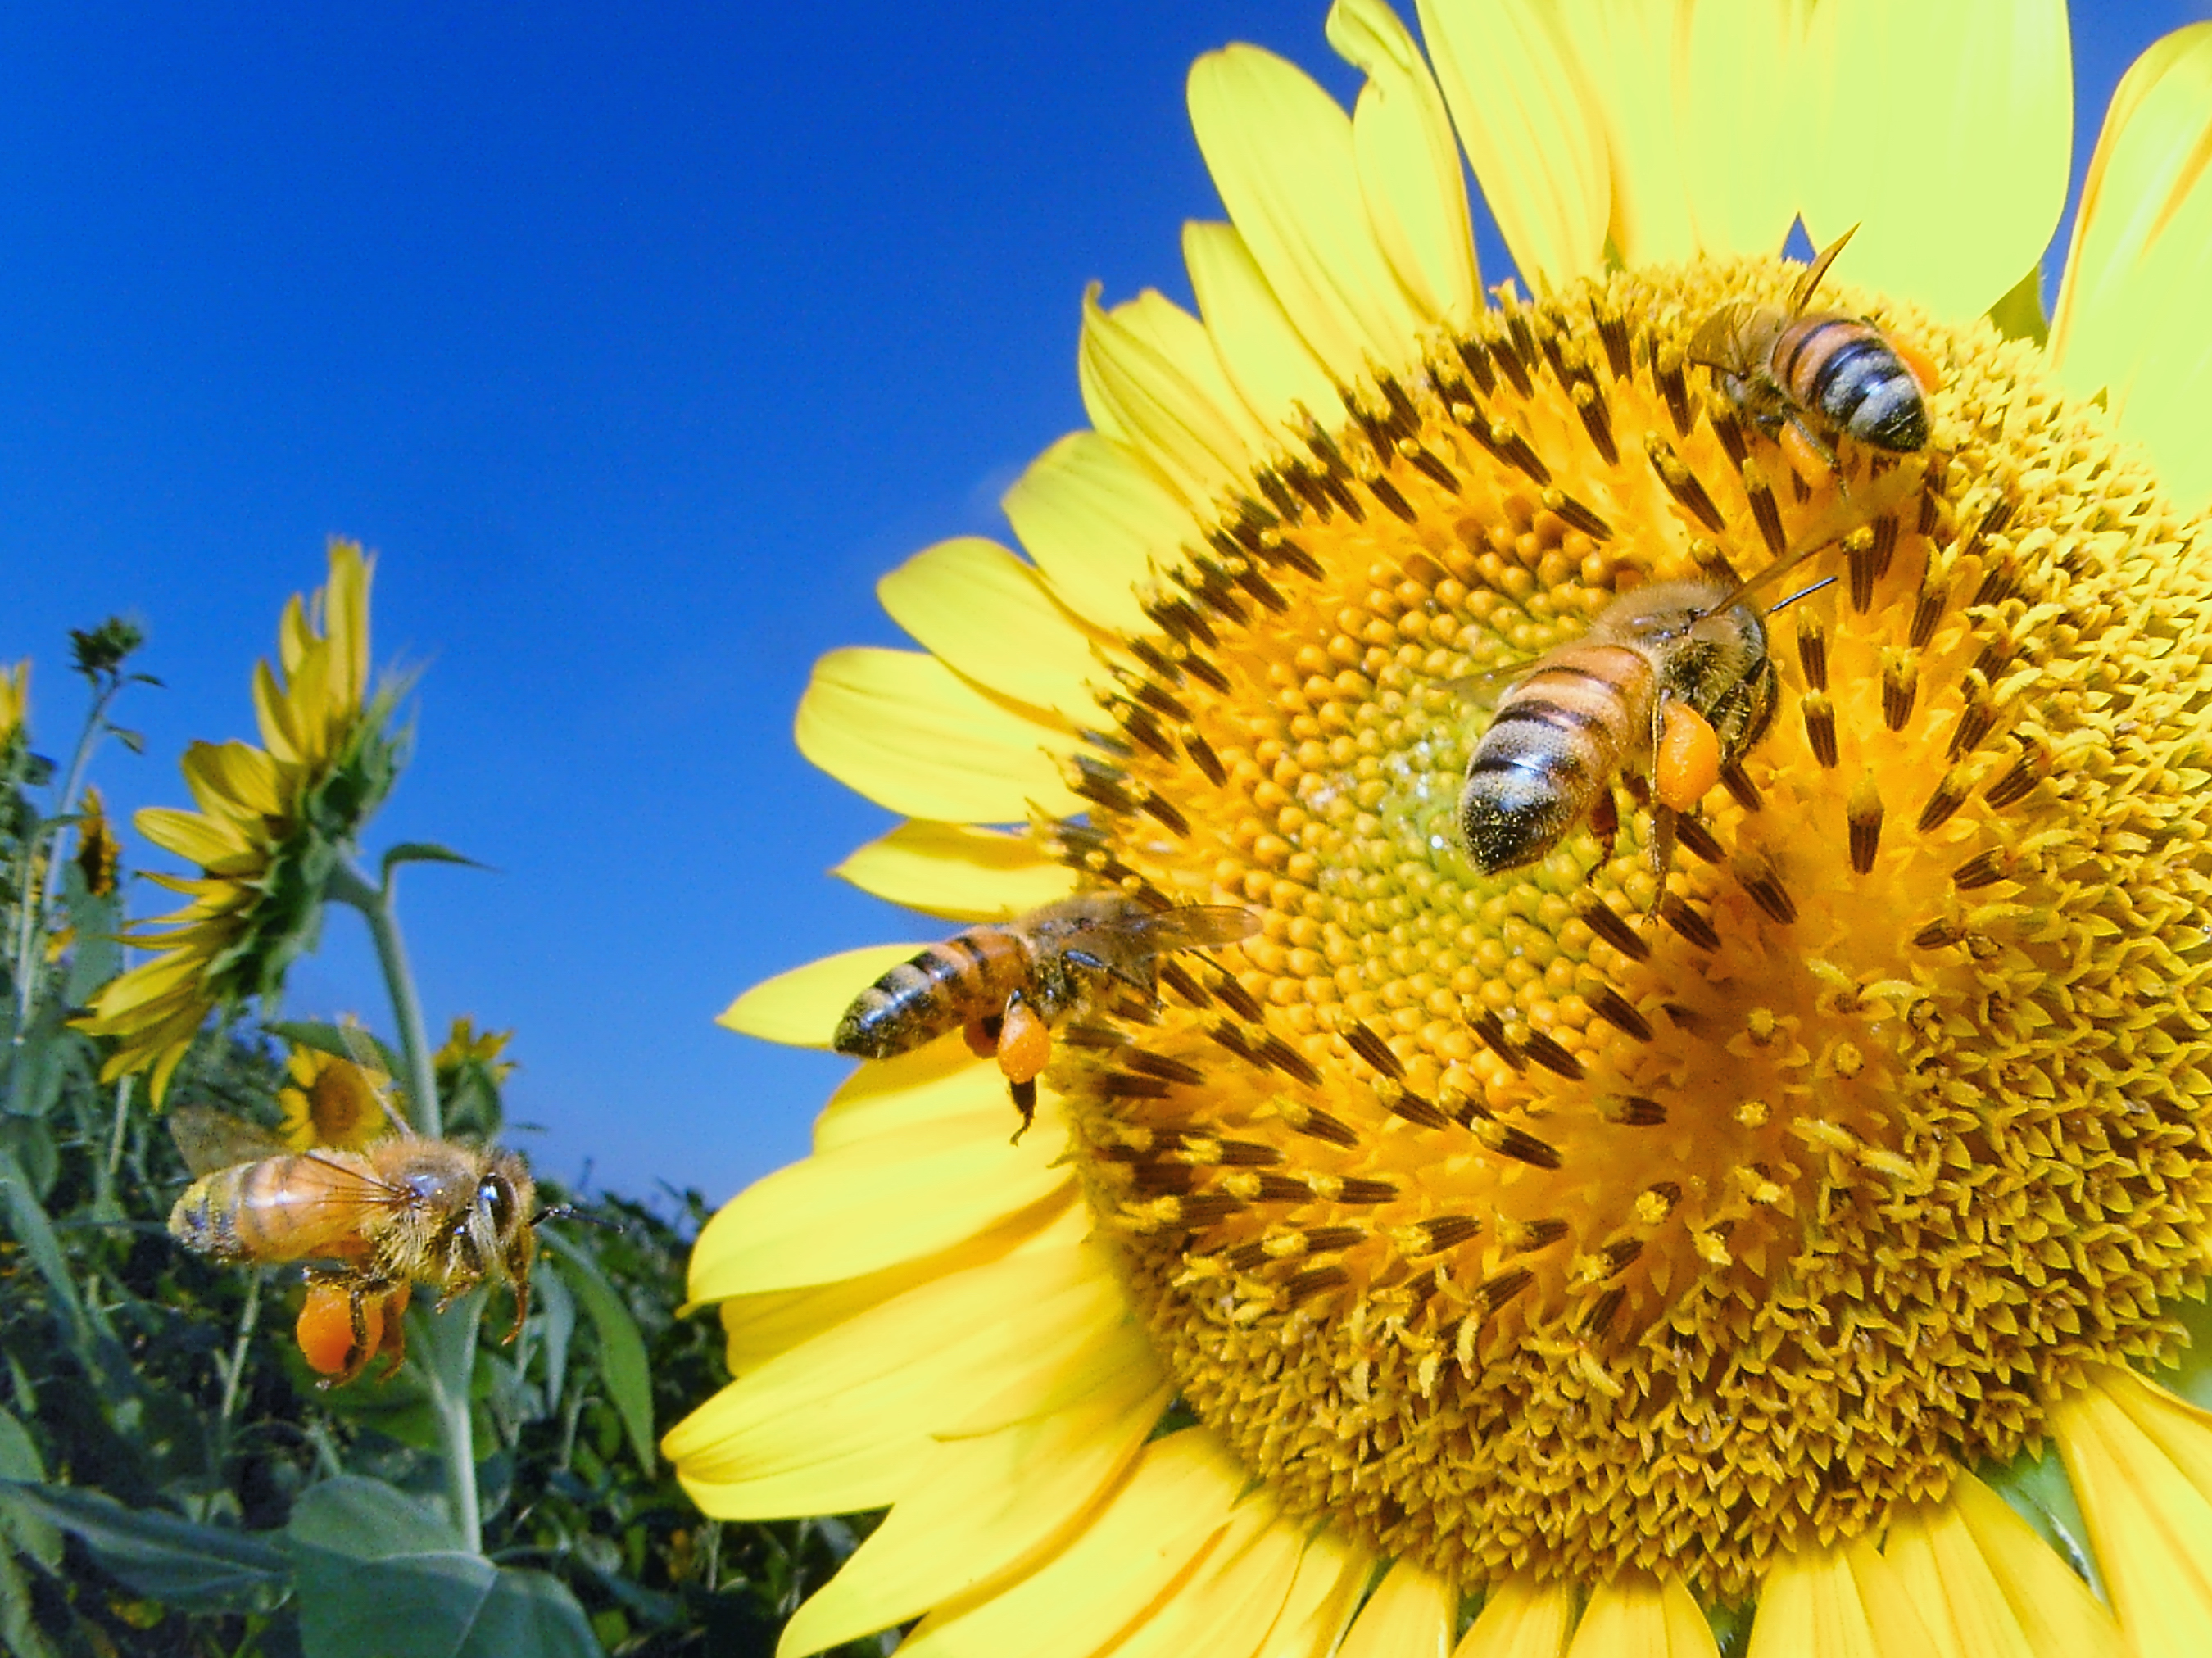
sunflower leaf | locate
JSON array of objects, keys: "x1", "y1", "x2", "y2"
[
  {"x1": 380, "y1": 842, "x2": 488, "y2": 880},
  {"x1": 539, "y1": 1231, "x2": 654, "y2": 1476}
]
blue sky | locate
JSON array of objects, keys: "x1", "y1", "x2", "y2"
[{"x1": 7, "y1": 2, "x2": 2203, "y2": 1203}]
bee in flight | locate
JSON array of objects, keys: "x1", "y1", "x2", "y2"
[
  {"x1": 168, "y1": 1103, "x2": 546, "y2": 1386},
  {"x1": 833, "y1": 892, "x2": 1260, "y2": 1133},
  {"x1": 1458, "y1": 579, "x2": 1781, "y2": 894},
  {"x1": 1688, "y1": 225, "x2": 1939, "y2": 479}
]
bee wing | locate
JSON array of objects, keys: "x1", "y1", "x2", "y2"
[
  {"x1": 1441, "y1": 659, "x2": 1541, "y2": 709},
  {"x1": 1789, "y1": 225, "x2": 1857, "y2": 313},
  {"x1": 1127, "y1": 904, "x2": 1263, "y2": 955},
  {"x1": 1684, "y1": 303, "x2": 1754, "y2": 371},
  {"x1": 169, "y1": 1103, "x2": 292, "y2": 1176}
]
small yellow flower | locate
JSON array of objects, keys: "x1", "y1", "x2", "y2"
[
  {"x1": 675, "y1": 4, "x2": 2212, "y2": 1656},
  {"x1": 0, "y1": 659, "x2": 27, "y2": 753},
  {"x1": 275, "y1": 1043, "x2": 392, "y2": 1153},
  {"x1": 75, "y1": 541, "x2": 405, "y2": 1101},
  {"x1": 433, "y1": 1016, "x2": 516, "y2": 1085}
]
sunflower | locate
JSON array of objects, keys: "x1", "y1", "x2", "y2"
[
  {"x1": 670, "y1": 4, "x2": 2212, "y2": 1654},
  {"x1": 275, "y1": 1042, "x2": 394, "y2": 1153},
  {"x1": 0, "y1": 659, "x2": 26, "y2": 758},
  {"x1": 75, "y1": 541, "x2": 405, "y2": 1101},
  {"x1": 433, "y1": 1016, "x2": 517, "y2": 1085}
]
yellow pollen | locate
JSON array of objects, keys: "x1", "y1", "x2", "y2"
[{"x1": 1040, "y1": 256, "x2": 2212, "y2": 1596}]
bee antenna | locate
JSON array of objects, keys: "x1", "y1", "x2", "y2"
[
  {"x1": 532, "y1": 1203, "x2": 623, "y2": 1235},
  {"x1": 1765, "y1": 574, "x2": 1839, "y2": 617}
]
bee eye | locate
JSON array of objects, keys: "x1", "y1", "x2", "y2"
[{"x1": 481, "y1": 1173, "x2": 517, "y2": 1232}]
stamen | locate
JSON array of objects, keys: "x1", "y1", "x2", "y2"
[
  {"x1": 1646, "y1": 435, "x2": 1726, "y2": 532},
  {"x1": 1847, "y1": 774, "x2": 1884, "y2": 875}
]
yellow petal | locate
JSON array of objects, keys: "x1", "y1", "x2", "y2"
[
  {"x1": 682, "y1": 1108, "x2": 1071, "y2": 1298},
  {"x1": 1566, "y1": 1573, "x2": 1717, "y2": 1657},
  {"x1": 1843, "y1": 1538, "x2": 1944, "y2": 1656},
  {"x1": 832, "y1": 819, "x2": 1079, "y2": 922},
  {"x1": 180, "y1": 739, "x2": 283, "y2": 819},
  {"x1": 702, "y1": 1193, "x2": 1085, "y2": 1367},
  {"x1": 893, "y1": 1429, "x2": 1246, "y2": 1658},
  {"x1": 134, "y1": 807, "x2": 252, "y2": 869},
  {"x1": 667, "y1": 1242, "x2": 1122, "y2": 1516},
  {"x1": 812, "y1": 1043, "x2": 1031, "y2": 1153},
  {"x1": 1183, "y1": 220, "x2": 1344, "y2": 435},
  {"x1": 2048, "y1": 23, "x2": 2212, "y2": 512},
  {"x1": 1675, "y1": 0, "x2": 1807, "y2": 256},
  {"x1": 321, "y1": 539, "x2": 373, "y2": 712},
  {"x1": 1947, "y1": 1472, "x2": 2122, "y2": 1658},
  {"x1": 777, "y1": 1333, "x2": 1168, "y2": 1658},
  {"x1": 1455, "y1": 1576, "x2": 1572, "y2": 1658},
  {"x1": 1557, "y1": 0, "x2": 1698, "y2": 265},
  {"x1": 1000, "y1": 430, "x2": 1187, "y2": 638},
  {"x1": 876, "y1": 537, "x2": 1107, "y2": 723},
  {"x1": 794, "y1": 646, "x2": 1083, "y2": 822},
  {"x1": 1336, "y1": 1556, "x2": 1455, "y2": 1658},
  {"x1": 1257, "y1": 1529, "x2": 1367, "y2": 1658},
  {"x1": 1416, "y1": 0, "x2": 1609, "y2": 292},
  {"x1": 1798, "y1": 0, "x2": 2070, "y2": 321},
  {"x1": 1326, "y1": 0, "x2": 1480, "y2": 329},
  {"x1": 2053, "y1": 1367, "x2": 2212, "y2": 1658},
  {"x1": 718, "y1": 944, "x2": 925, "y2": 1048},
  {"x1": 1883, "y1": 1475, "x2": 2124, "y2": 1658},
  {"x1": 1104, "y1": 1500, "x2": 1306, "y2": 1658},
  {"x1": 1079, "y1": 287, "x2": 1272, "y2": 505},
  {"x1": 1745, "y1": 1545, "x2": 1874, "y2": 1658},
  {"x1": 1187, "y1": 43, "x2": 1426, "y2": 379}
]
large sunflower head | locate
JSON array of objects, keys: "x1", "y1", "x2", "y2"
[
  {"x1": 75, "y1": 540, "x2": 406, "y2": 1100},
  {"x1": 675, "y1": 5, "x2": 2212, "y2": 1653}
]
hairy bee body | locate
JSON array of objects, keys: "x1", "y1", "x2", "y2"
[
  {"x1": 834, "y1": 892, "x2": 1258, "y2": 1062},
  {"x1": 1689, "y1": 229, "x2": 1932, "y2": 465},
  {"x1": 168, "y1": 1110, "x2": 541, "y2": 1384},
  {"x1": 1459, "y1": 581, "x2": 1778, "y2": 876}
]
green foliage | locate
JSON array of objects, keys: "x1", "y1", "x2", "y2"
[{"x1": 0, "y1": 614, "x2": 885, "y2": 1656}]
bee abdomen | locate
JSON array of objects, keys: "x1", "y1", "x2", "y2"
[
  {"x1": 1460, "y1": 652, "x2": 1642, "y2": 875},
  {"x1": 832, "y1": 931, "x2": 1029, "y2": 1059},
  {"x1": 170, "y1": 1171, "x2": 250, "y2": 1261},
  {"x1": 1780, "y1": 319, "x2": 1927, "y2": 451}
]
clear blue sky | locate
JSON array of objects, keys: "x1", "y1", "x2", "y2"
[{"x1": 6, "y1": 2, "x2": 2201, "y2": 1203}]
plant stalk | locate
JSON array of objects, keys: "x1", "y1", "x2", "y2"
[{"x1": 326, "y1": 858, "x2": 442, "y2": 1139}]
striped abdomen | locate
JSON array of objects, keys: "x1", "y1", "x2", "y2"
[
  {"x1": 170, "y1": 1156, "x2": 378, "y2": 1265},
  {"x1": 833, "y1": 927, "x2": 1036, "y2": 1060},
  {"x1": 1460, "y1": 643, "x2": 1652, "y2": 875},
  {"x1": 1774, "y1": 315, "x2": 1928, "y2": 451}
]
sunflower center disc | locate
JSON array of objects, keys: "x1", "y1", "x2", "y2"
[{"x1": 1046, "y1": 256, "x2": 2212, "y2": 1596}]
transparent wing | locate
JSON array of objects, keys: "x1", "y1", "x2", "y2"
[
  {"x1": 1789, "y1": 225, "x2": 1857, "y2": 313},
  {"x1": 1128, "y1": 904, "x2": 1262, "y2": 954},
  {"x1": 1684, "y1": 302, "x2": 1756, "y2": 372},
  {"x1": 169, "y1": 1103, "x2": 290, "y2": 1177}
]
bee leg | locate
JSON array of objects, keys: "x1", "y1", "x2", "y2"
[
  {"x1": 325, "y1": 1282, "x2": 375, "y2": 1389},
  {"x1": 1781, "y1": 410, "x2": 1841, "y2": 490},
  {"x1": 963, "y1": 1013, "x2": 1003, "y2": 1059},
  {"x1": 997, "y1": 991, "x2": 1053, "y2": 1142},
  {"x1": 1588, "y1": 787, "x2": 1620, "y2": 875},
  {"x1": 375, "y1": 1284, "x2": 412, "y2": 1379},
  {"x1": 1648, "y1": 804, "x2": 1679, "y2": 913}
]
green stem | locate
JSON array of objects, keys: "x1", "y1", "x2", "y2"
[
  {"x1": 12, "y1": 677, "x2": 123, "y2": 1033},
  {"x1": 215, "y1": 1269, "x2": 265, "y2": 1449},
  {"x1": 325, "y1": 858, "x2": 442, "y2": 1139},
  {"x1": 410, "y1": 1290, "x2": 485, "y2": 1552},
  {"x1": 328, "y1": 855, "x2": 481, "y2": 1552}
]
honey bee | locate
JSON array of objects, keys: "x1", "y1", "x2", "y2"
[
  {"x1": 1688, "y1": 226, "x2": 1938, "y2": 478},
  {"x1": 168, "y1": 1105, "x2": 543, "y2": 1385},
  {"x1": 1458, "y1": 580, "x2": 1779, "y2": 889},
  {"x1": 833, "y1": 893, "x2": 1260, "y2": 1132}
]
